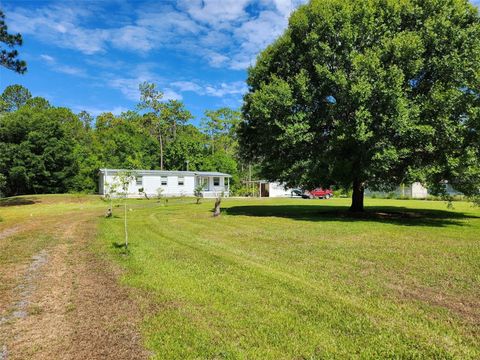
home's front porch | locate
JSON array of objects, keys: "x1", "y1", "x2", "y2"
[{"x1": 195, "y1": 173, "x2": 231, "y2": 197}]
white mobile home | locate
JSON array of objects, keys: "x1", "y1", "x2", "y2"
[{"x1": 99, "y1": 169, "x2": 231, "y2": 198}]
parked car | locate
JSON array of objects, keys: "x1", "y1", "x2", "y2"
[
  {"x1": 306, "y1": 188, "x2": 334, "y2": 199},
  {"x1": 290, "y1": 189, "x2": 304, "y2": 198}
]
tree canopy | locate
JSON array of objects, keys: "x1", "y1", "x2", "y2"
[
  {"x1": 137, "y1": 82, "x2": 193, "y2": 170},
  {"x1": 201, "y1": 107, "x2": 241, "y2": 155},
  {"x1": 1, "y1": 84, "x2": 32, "y2": 112},
  {"x1": 0, "y1": 105, "x2": 78, "y2": 195},
  {"x1": 0, "y1": 84, "x2": 246, "y2": 197},
  {"x1": 239, "y1": 0, "x2": 480, "y2": 211},
  {"x1": 0, "y1": 10, "x2": 26, "y2": 73}
]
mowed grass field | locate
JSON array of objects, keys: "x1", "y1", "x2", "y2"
[
  {"x1": 98, "y1": 197, "x2": 479, "y2": 359},
  {"x1": 1, "y1": 195, "x2": 479, "y2": 359}
]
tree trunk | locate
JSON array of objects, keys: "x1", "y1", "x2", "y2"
[
  {"x1": 159, "y1": 133, "x2": 164, "y2": 170},
  {"x1": 350, "y1": 179, "x2": 364, "y2": 212},
  {"x1": 213, "y1": 197, "x2": 221, "y2": 217}
]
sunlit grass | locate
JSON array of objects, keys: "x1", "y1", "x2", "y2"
[{"x1": 98, "y1": 197, "x2": 480, "y2": 359}]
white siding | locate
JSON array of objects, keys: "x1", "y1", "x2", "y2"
[
  {"x1": 99, "y1": 170, "x2": 231, "y2": 198},
  {"x1": 411, "y1": 182, "x2": 428, "y2": 198},
  {"x1": 103, "y1": 174, "x2": 196, "y2": 197},
  {"x1": 142, "y1": 175, "x2": 167, "y2": 195},
  {"x1": 163, "y1": 175, "x2": 195, "y2": 196}
]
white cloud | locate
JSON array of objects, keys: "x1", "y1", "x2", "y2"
[
  {"x1": 171, "y1": 81, "x2": 203, "y2": 93},
  {"x1": 162, "y1": 88, "x2": 183, "y2": 101},
  {"x1": 204, "y1": 81, "x2": 247, "y2": 97},
  {"x1": 107, "y1": 76, "x2": 149, "y2": 101},
  {"x1": 109, "y1": 25, "x2": 154, "y2": 52},
  {"x1": 6, "y1": 1, "x2": 306, "y2": 70},
  {"x1": 56, "y1": 65, "x2": 87, "y2": 76},
  {"x1": 177, "y1": 0, "x2": 251, "y2": 28},
  {"x1": 137, "y1": 7, "x2": 201, "y2": 35},
  {"x1": 39, "y1": 54, "x2": 87, "y2": 77},
  {"x1": 106, "y1": 68, "x2": 182, "y2": 102},
  {"x1": 9, "y1": 5, "x2": 108, "y2": 54},
  {"x1": 84, "y1": 57, "x2": 127, "y2": 70},
  {"x1": 266, "y1": 0, "x2": 300, "y2": 17},
  {"x1": 206, "y1": 51, "x2": 231, "y2": 68},
  {"x1": 40, "y1": 54, "x2": 55, "y2": 63},
  {"x1": 171, "y1": 80, "x2": 247, "y2": 97},
  {"x1": 71, "y1": 105, "x2": 129, "y2": 116}
]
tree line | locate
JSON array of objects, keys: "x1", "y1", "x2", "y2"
[
  {"x1": 2, "y1": 1, "x2": 480, "y2": 211},
  {"x1": 0, "y1": 83, "x2": 252, "y2": 197}
]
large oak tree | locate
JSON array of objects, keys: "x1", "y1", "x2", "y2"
[{"x1": 239, "y1": 0, "x2": 480, "y2": 211}]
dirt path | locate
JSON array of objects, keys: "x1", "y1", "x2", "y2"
[{"x1": 0, "y1": 210, "x2": 148, "y2": 359}]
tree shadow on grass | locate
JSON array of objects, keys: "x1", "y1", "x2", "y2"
[
  {"x1": 223, "y1": 205, "x2": 479, "y2": 227},
  {"x1": 101, "y1": 215, "x2": 121, "y2": 219},
  {"x1": 0, "y1": 197, "x2": 38, "y2": 207}
]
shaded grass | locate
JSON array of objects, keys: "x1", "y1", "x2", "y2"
[
  {"x1": 224, "y1": 204, "x2": 480, "y2": 227},
  {"x1": 97, "y1": 197, "x2": 480, "y2": 359},
  {"x1": 0, "y1": 197, "x2": 38, "y2": 207}
]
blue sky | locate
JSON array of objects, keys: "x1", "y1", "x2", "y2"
[
  {"x1": 0, "y1": 0, "x2": 305, "y2": 124},
  {"x1": 1, "y1": 0, "x2": 479, "y2": 125}
]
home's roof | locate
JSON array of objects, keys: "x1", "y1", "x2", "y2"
[
  {"x1": 98, "y1": 169, "x2": 232, "y2": 177},
  {"x1": 195, "y1": 171, "x2": 233, "y2": 177}
]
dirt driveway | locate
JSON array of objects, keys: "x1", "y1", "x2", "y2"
[{"x1": 0, "y1": 196, "x2": 147, "y2": 359}]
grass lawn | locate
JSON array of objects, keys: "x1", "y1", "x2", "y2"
[{"x1": 97, "y1": 197, "x2": 480, "y2": 359}]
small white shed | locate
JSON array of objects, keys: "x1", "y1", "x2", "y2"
[
  {"x1": 249, "y1": 181, "x2": 293, "y2": 197},
  {"x1": 98, "y1": 169, "x2": 231, "y2": 198},
  {"x1": 267, "y1": 182, "x2": 294, "y2": 197}
]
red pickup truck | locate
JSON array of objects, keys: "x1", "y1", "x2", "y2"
[{"x1": 305, "y1": 188, "x2": 334, "y2": 199}]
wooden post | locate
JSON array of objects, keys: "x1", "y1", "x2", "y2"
[
  {"x1": 124, "y1": 199, "x2": 128, "y2": 248},
  {"x1": 249, "y1": 165, "x2": 252, "y2": 196}
]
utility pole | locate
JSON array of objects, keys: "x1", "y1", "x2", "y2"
[
  {"x1": 186, "y1": 160, "x2": 189, "y2": 171},
  {"x1": 249, "y1": 164, "x2": 252, "y2": 196}
]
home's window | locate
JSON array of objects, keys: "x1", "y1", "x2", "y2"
[
  {"x1": 213, "y1": 177, "x2": 220, "y2": 186},
  {"x1": 161, "y1": 176, "x2": 168, "y2": 186},
  {"x1": 178, "y1": 177, "x2": 184, "y2": 186},
  {"x1": 136, "y1": 176, "x2": 143, "y2": 186}
]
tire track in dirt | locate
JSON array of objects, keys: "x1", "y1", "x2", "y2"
[
  {"x1": 0, "y1": 219, "x2": 43, "y2": 242},
  {"x1": 0, "y1": 210, "x2": 148, "y2": 359},
  {"x1": 0, "y1": 249, "x2": 48, "y2": 326},
  {"x1": 0, "y1": 226, "x2": 22, "y2": 242}
]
